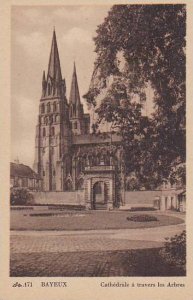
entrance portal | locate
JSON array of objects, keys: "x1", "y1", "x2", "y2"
[
  {"x1": 93, "y1": 181, "x2": 107, "y2": 210},
  {"x1": 84, "y1": 165, "x2": 115, "y2": 210}
]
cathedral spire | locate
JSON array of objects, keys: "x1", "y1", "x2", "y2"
[
  {"x1": 47, "y1": 29, "x2": 62, "y2": 82},
  {"x1": 43, "y1": 29, "x2": 66, "y2": 98},
  {"x1": 69, "y1": 62, "x2": 81, "y2": 105}
]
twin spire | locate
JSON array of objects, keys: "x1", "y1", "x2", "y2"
[
  {"x1": 47, "y1": 29, "x2": 62, "y2": 82},
  {"x1": 42, "y1": 29, "x2": 81, "y2": 107},
  {"x1": 69, "y1": 62, "x2": 81, "y2": 105}
]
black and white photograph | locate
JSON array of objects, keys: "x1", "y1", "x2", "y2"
[{"x1": 9, "y1": 3, "x2": 186, "y2": 279}]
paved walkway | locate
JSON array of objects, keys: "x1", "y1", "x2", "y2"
[
  {"x1": 11, "y1": 222, "x2": 185, "y2": 253},
  {"x1": 10, "y1": 213, "x2": 185, "y2": 277}
]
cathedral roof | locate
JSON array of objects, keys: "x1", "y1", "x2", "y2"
[
  {"x1": 47, "y1": 29, "x2": 62, "y2": 82},
  {"x1": 72, "y1": 133, "x2": 121, "y2": 145},
  {"x1": 69, "y1": 62, "x2": 81, "y2": 105}
]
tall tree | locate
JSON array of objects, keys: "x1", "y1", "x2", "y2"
[{"x1": 84, "y1": 4, "x2": 186, "y2": 188}]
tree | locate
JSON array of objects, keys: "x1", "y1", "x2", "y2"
[
  {"x1": 84, "y1": 4, "x2": 186, "y2": 188},
  {"x1": 160, "y1": 230, "x2": 186, "y2": 268}
]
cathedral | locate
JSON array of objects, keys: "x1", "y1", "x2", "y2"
[{"x1": 33, "y1": 30, "x2": 124, "y2": 210}]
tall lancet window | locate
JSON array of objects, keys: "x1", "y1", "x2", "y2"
[
  {"x1": 44, "y1": 116, "x2": 48, "y2": 125},
  {"x1": 50, "y1": 115, "x2": 53, "y2": 124},
  {"x1": 47, "y1": 102, "x2": 51, "y2": 113},
  {"x1": 55, "y1": 115, "x2": 60, "y2": 123},
  {"x1": 53, "y1": 102, "x2": 57, "y2": 112},
  {"x1": 41, "y1": 103, "x2": 45, "y2": 114},
  {"x1": 48, "y1": 83, "x2": 52, "y2": 95},
  {"x1": 43, "y1": 128, "x2": 46, "y2": 137},
  {"x1": 74, "y1": 121, "x2": 77, "y2": 129},
  {"x1": 51, "y1": 127, "x2": 55, "y2": 136}
]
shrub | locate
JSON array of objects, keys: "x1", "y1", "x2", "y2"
[
  {"x1": 10, "y1": 187, "x2": 34, "y2": 206},
  {"x1": 160, "y1": 230, "x2": 186, "y2": 267},
  {"x1": 127, "y1": 214, "x2": 158, "y2": 222},
  {"x1": 130, "y1": 207, "x2": 157, "y2": 211}
]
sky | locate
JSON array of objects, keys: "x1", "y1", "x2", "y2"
[
  {"x1": 11, "y1": 5, "x2": 111, "y2": 167},
  {"x1": 11, "y1": 5, "x2": 154, "y2": 168}
]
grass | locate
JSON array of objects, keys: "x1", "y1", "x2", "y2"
[
  {"x1": 10, "y1": 248, "x2": 186, "y2": 277},
  {"x1": 10, "y1": 209, "x2": 183, "y2": 231}
]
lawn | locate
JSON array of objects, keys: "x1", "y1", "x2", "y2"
[
  {"x1": 10, "y1": 209, "x2": 183, "y2": 231},
  {"x1": 10, "y1": 248, "x2": 185, "y2": 277}
]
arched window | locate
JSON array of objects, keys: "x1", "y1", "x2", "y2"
[
  {"x1": 96, "y1": 153, "x2": 101, "y2": 165},
  {"x1": 47, "y1": 102, "x2": 51, "y2": 113},
  {"x1": 105, "y1": 153, "x2": 110, "y2": 165},
  {"x1": 100, "y1": 155, "x2": 105, "y2": 165},
  {"x1": 48, "y1": 83, "x2": 51, "y2": 95},
  {"x1": 41, "y1": 103, "x2": 45, "y2": 114},
  {"x1": 55, "y1": 115, "x2": 60, "y2": 123},
  {"x1": 50, "y1": 115, "x2": 53, "y2": 124},
  {"x1": 51, "y1": 127, "x2": 55, "y2": 136},
  {"x1": 44, "y1": 116, "x2": 48, "y2": 125},
  {"x1": 53, "y1": 102, "x2": 57, "y2": 112},
  {"x1": 42, "y1": 128, "x2": 46, "y2": 137},
  {"x1": 74, "y1": 121, "x2": 77, "y2": 129}
]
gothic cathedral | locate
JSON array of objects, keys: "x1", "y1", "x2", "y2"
[{"x1": 34, "y1": 30, "x2": 124, "y2": 210}]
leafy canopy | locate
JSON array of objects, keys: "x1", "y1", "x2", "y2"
[{"x1": 84, "y1": 4, "x2": 186, "y2": 189}]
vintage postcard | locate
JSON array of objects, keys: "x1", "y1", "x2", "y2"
[{"x1": 0, "y1": 0, "x2": 193, "y2": 299}]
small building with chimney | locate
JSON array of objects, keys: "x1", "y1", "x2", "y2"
[{"x1": 10, "y1": 162, "x2": 42, "y2": 191}]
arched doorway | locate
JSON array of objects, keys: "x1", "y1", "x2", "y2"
[{"x1": 92, "y1": 181, "x2": 107, "y2": 210}]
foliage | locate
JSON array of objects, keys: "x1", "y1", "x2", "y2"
[
  {"x1": 160, "y1": 230, "x2": 186, "y2": 267},
  {"x1": 130, "y1": 207, "x2": 156, "y2": 211},
  {"x1": 126, "y1": 176, "x2": 141, "y2": 191},
  {"x1": 84, "y1": 4, "x2": 186, "y2": 189},
  {"x1": 10, "y1": 187, "x2": 34, "y2": 206},
  {"x1": 169, "y1": 162, "x2": 186, "y2": 186},
  {"x1": 127, "y1": 214, "x2": 158, "y2": 222}
]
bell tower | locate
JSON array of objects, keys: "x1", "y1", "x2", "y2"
[
  {"x1": 69, "y1": 63, "x2": 90, "y2": 135},
  {"x1": 34, "y1": 30, "x2": 72, "y2": 191}
]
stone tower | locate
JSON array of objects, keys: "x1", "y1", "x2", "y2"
[
  {"x1": 69, "y1": 63, "x2": 90, "y2": 135},
  {"x1": 34, "y1": 30, "x2": 72, "y2": 191}
]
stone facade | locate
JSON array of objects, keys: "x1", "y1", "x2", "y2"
[{"x1": 33, "y1": 30, "x2": 124, "y2": 209}]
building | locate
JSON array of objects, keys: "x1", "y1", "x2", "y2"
[
  {"x1": 33, "y1": 30, "x2": 124, "y2": 210},
  {"x1": 10, "y1": 162, "x2": 42, "y2": 191},
  {"x1": 158, "y1": 182, "x2": 186, "y2": 212},
  {"x1": 177, "y1": 190, "x2": 186, "y2": 212},
  {"x1": 149, "y1": 179, "x2": 186, "y2": 212},
  {"x1": 33, "y1": 30, "x2": 185, "y2": 212}
]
